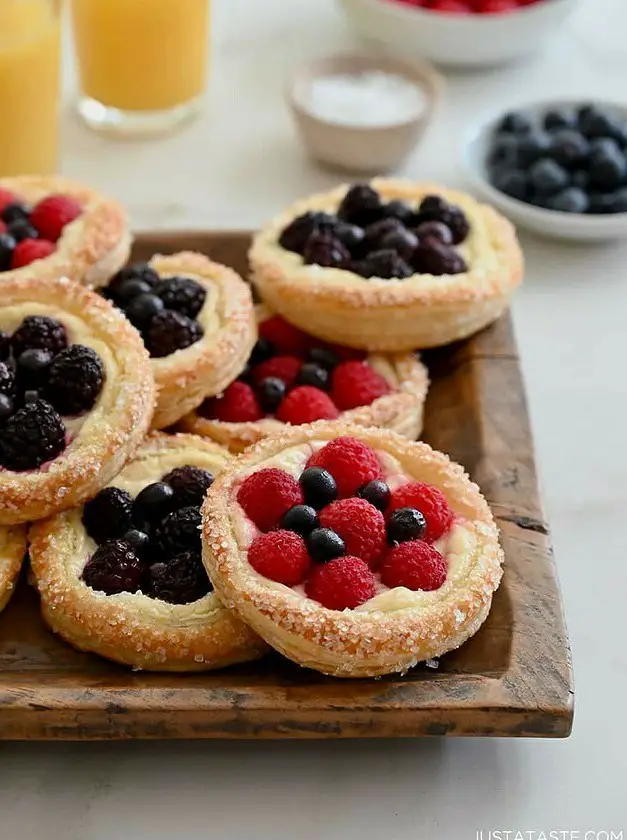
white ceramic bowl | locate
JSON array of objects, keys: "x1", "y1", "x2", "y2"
[
  {"x1": 461, "y1": 99, "x2": 627, "y2": 243},
  {"x1": 337, "y1": 0, "x2": 579, "y2": 68}
]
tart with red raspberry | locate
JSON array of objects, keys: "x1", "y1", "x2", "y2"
[
  {"x1": 179, "y1": 308, "x2": 429, "y2": 452},
  {"x1": 0, "y1": 275, "x2": 154, "y2": 526},
  {"x1": 0, "y1": 176, "x2": 130, "y2": 288},
  {"x1": 0, "y1": 524, "x2": 26, "y2": 614},
  {"x1": 250, "y1": 179, "x2": 523, "y2": 351},
  {"x1": 101, "y1": 252, "x2": 255, "y2": 430},
  {"x1": 30, "y1": 434, "x2": 266, "y2": 671},
  {"x1": 202, "y1": 423, "x2": 503, "y2": 678}
]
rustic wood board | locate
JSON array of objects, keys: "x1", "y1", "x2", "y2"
[{"x1": 0, "y1": 231, "x2": 574, "y2": 740}]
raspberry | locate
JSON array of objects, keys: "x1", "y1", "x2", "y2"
[
  {"x1": 430, "y1": 0, "x2": 472, "y2": 11},
  {"x1": 0, "y1": 221, "x2": 7, "y2": 234},
  {"x1": 163, "y1": 465, "x2": 214, "y2": 508},
  {"x1": 0, "y1": 399, "x2": 65, "y2": 471},
  {"x1": 0, "y1": 189, "x2": 19, "y2": 214},
  {"x1": 11, "y1": 238, "x2": 56, "y2": 269},
  {"x1": 319, "y1": 498, "x2": 386, "y2": 568},
  {"x1": 30, "y1": 195, "x2": 82, "y2": 242},
  {"x1": 82, "y1": 487, "x2": 133, "y2": 544},
  {"x1": 474, "y1": 0, "x2": 517, "y2": 11},
  {"x1": 146, "y1": 310, "x2": 204, "y2": 358},
  {"x1": 380, "y1": 541, "x2": 447, "y2": 591},
  {"x1": 259, "y1": 316, "x2": 312, "y2": 357},
  {"x1": 201, "y1": 381, "x2": 263, "y2": 423},
  {"x1": 155, "y1": 276, "x2": 206, "y2": 319},
  {"x1": 331, "y1": 360, "x2": 391, "y2": 410},
  {"x1": 307, "y1": 437, "x2": 382, "y2": 498},
  {"x1": 46, "y1": 344, "x2": 105, "y2": 416},
  {"x1": 275, "y1": 386, "x2": 339, "y2": 425},
  {"x1": 237, "y1": 468, "x2": 303, "y2": 532},
  {"x1": 147, "y1": 552, "x2": 211, "y2": 604},
  {"x1": 154, "y1": 506, "x2": 202, "y2": 556},
  {"x1": 11, "y1": 315, "x2": 68, "y2": 357},
  {"x1": 248, "y1": 530, "x2": 311, "y2": 586},
  {"x1": 82, "y1": 539, "x2": 142, "y2": 595},
  {"x1": 305, "y1": 556, "x2": 376, "y2": 610},
  {"x1": 251, "y1": 355, "x2": 301, "y2": 388},
  {"x1": 388, "y1": 482, "x2": 454, "y2": 542}
]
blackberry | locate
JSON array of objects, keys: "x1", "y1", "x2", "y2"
[
  {"x1": 302, "y1": 230, "x2": 350, "y2": 269},
  {"x1": 361, "y1": 249, "x2": 413, "y2": 280},
  {"x1": 279, "y1": 212, "x2": 335, "y2": 255},
  {"x1": 146, "y1": 310, "x2": 204, "y2": 358},
  {"x1": 0, "y1": 393, "x2": 13, "y2": 421},
  {"x1": 387, "y1": 507, "x2": 427, "y2": 544},
  {"x1": 82, "y1": 487, "x2": 134, "y2": 544},
  {"x1": 146, "y1": 552, "x2": 212, "y2": 605},
  {"x1": 8, "y1": 219, "x2": 38, "y2": 243},
  {"x1": 82, "y1": 539, "x2": 142, "y2": 595},
  {"x1": 154, "y1": 506, "x2": 202, "y2": 556},
  {"x1": 0, "y1": 361, "x2": 16, "y2": 396},
  {"x1": 413, "y1": 242, "x2": 467, "y2": 276},
  {"x1": 337, "y1": 184, "x2": 383, "y2": 226},
  {"x1": 17, "y1": 349, "x2": 52, "y2": 392},
  {"x1": 306, "y1": 528, "x2": 346, "y2": 564},
  {"x1": 46, "y1": 345, "x2": 105, "y2": 416},
  {"x1": 11, "y1": 315, "x2": 68, "y2": 357},
  {"x1": 109, "y1": 263, "x2": 160, "y2": 295},
  {"x1": 0, "y1": 399, "x2": 65, "y2": 471},
  {"x1": 155, "y1": 276, "x2": 207, "y2": 319},
  {"x1": 162, "y1": 465, "x2": 214, "y2": 508},
  {"x1": 0, "y1": 331, "x2": 10, "y2": 360}
]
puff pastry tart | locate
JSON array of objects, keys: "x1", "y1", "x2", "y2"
[
  {"x1": 0, "y1": 275, "x2": 154, "y2": 526},
  {"x1": 180, "y1": 307, "x2": 429, "y2": 452},
  {"x1": 0, "y1": 525, "x2": 27, "y2": 614},
  {"x1": 250, "y1": 179, "x2": 524, "y2": 352},
  {"x1": 202, "y1": 423, "x2": 503, "y2": 678},
  {"x1": 100, "y1": 252, "x2": 256, "y2": 430},
  {"x1": 30, "y1": 434, "x2": 266, "y2": 672},
  {"x1": 0, "y1": 176, "x2": 130, "y2": 288}
]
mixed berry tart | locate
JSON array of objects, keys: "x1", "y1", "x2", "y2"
[
  {"x1": 0, "y1": 524, "x2": 27, "y2": 615},
  {"x1": 101, "y1": 252, "x2": 256, "y2": 430},
  {"x1": 0, "y1": 275, "x2": 154, "y2": 526},
  {"x1": 179, "y1": 307, "x2": 429, "y2": 452},
  {"x1": 250, "y1": 179, "x2": 523, "y2": 351},
  {"x1": 0, "y1": 176, "x2": 130, "y2": 288},
  {"x1": 30, "y1": 434, "x2": 266, "y2": 672},
  {"x1": 202, "y1": 423, "x2": 503, "y2": 678}
]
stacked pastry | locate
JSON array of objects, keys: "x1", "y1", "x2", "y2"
[{"x1": 0, "y1": 175, "x2": 521, "y2": 678}]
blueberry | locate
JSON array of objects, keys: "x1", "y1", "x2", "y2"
[
  {"x1": 116, "y1": 278, "x2": 152, "y2": 304},
  {"x1": 387, "y1": 507, "x2": 427, "y2": 544},
  {"x1": 377, "y1": 227, "x2": 419, "y2": 262},
  {"x1": 528, "y1": 158, "x2": 570, "y2": 195},
  {"x1": 299, "y1": 467, "x2": 337, "y2": 510},
  {"x1": 588, "y1": 192, "x2": 618, "y2": 214},
  {"x1": 125, "y1": 293, "x2": 165, "y2": 327},
  {"x1": 608, "y1": 187, "x2": 627, "y2": 213},
  {"x1": 296, "y1": 363, "x2": 330, "y2": 391},
  {"x1": 0, "y1": 233, "x2": 16, "y2": 272},
  {"x1": 382, "y1": 200, "x2": 413, "y2": 224},
  {"x1": 550, "y1": 129, "x2": 589, "y2": 169},
  {"x1": 492, "y1": 169, "x2": 528, "y2": 201},
  {"x1": 307, "y1": 347, "x2": 339, "y2": 370},
  {"x1": 498, "y1": 111, "x2": 533, "y2": 135},
  {"x1": 1, "y1": 203, "x2": 29, "y2": 225},
  {"x1": 17, "y1": 348, "x2": 52, "y2": 390},
  {"x1": 133, "y1": 481, "x2": 175, "y2": 528},
  {"x1": 589, "y1": 137, "x2": 621, "y2": 157},
  {"x1": 571, "y1": 170, "x2": 590, "y2": 190},
  {"x1": 488, "y1": 133, "x2": 520, "y2": 169},
  {"x1": 306, "y1": 528, "x2": 345, "y2": 564},
  {"x1": 281, "y1": 504, "x2": 320, "y2": 537},
  {"x1": 257, "y1": 376, "x2": 286, "y2": 412},
  {"x1": 547, "y1": 187, "x2": 589, "y2": 214},
  {"x1": 543, "y1": 109, "x2": 576, "y2": 132},
  {"x1": 414, "y1": 221, "x2": 454, "y2": 245},
  {"x1": 123, "y1": 529, "x2": 150, "y2": 556},
  {"x1": 0, "y1": 393, "x2": 14, "y2": 421},
  {"x1": 250, "y1": 338, "x2": 274, "y2": 366},
  {"x1": 588, "y1": 147, "x2": 627, "y2": 190},
  {"x1": 356, "y1": 480, "x2": 391, "y2": 512},
  {"x1": 579, "y1": 106, "x2": 621, "y2": 139},
  {"x1": 334, "y1": 221, "x2": 365, "y2": 255},
  {"x1": 8, "y1": 219, "x2": 38, "y2": 243},
  {"x1": 517, "y1": 131, "x2": 552, "y2": 167}
]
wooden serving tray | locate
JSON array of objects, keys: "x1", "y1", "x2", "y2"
[{"x1": 0, "y1": 231, "x2": 573, "y2": 740}]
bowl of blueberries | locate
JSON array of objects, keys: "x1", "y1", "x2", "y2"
[{"x1": 462, "y1": 100, "x2": 627, "y2": 241}]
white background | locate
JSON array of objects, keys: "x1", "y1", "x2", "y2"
[{"x1": 2, "y1": 0, "x2": 627, "y2": 836}]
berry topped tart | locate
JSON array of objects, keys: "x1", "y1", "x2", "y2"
[
  {"x1": 179, "y1": 307, "x2": 429, "y2": 452},
  {"x1": 250, "y1": 179, "x2": 523, "y2": 351},
  {"x1": 101, "y1": 252, "x2": 256, "y2": 430},
  {"x1": 202, "y1": 423, "x2": 504, "y2": 678},
  {"x1": 0, "y1": 275, "x2": 155, "y2": 526},
  {"x1": 0, "y1": 524, "x2": 26, "y2": 615},
  {"x1": 30, "y1": 434, "x2": 267, "y2": 672},
  {"x1": 0, "y1": 176, "x2": 130, "y2": 288}
]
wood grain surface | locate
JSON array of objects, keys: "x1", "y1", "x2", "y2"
[{"x1": 0, "y1": 231, "x2": 574, "y2": 740}]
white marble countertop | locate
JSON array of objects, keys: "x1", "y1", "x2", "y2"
[{"x1": 3, "y1": 0, "x2": 627, "y2": 837}]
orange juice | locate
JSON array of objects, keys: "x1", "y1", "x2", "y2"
[
  {"x1": 71, "y1": 0, "x2": 209, "y2": 113},
  {"x1": 0, "y1": 0, "x2": 61, "y2": 176}
]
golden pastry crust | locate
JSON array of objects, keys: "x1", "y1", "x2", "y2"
[
  {"x1": 202, "y1": 422, "x2": 504, "y2": 678},
  {"x1": 0, "y1": 526, "x2": 26, "y2": 614},
  {"x1": 0, "y1": 175, "x2": 131, "y2": 288},
  {"x1": 145, "y1": 253, "x2": 256, "y2": 430},
  {"x1": 179, "y1": 307, "x2": 429, "y2": 452},
  {"x1": 29, "y1": 434, "x2": 267, "y2": 672},
  {"x1": 250, "y1": 179, "x2": 524, "y2": 351},
  {"x1": 0, "y1": 275, "x2": 155, "y2": 526}
]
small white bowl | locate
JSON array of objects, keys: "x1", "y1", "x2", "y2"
[
  {"x1": 337, "y1": 0, "x2": 579, "y2": 69},
  {"x1": 461, "y1": 99, "x2": 627, "y2": 243}
]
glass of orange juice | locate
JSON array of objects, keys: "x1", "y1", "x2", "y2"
[
  {"x1": 0, "y1": 0, "x2": 61, "y2": 176},
  {"x1": 70, "y1": 0, "x2": 210, "y2": 136}
]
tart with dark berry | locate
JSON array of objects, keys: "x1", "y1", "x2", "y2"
[
  {"x1": 250, "y1": 179, "x2": 523, "y2": 351},
  {"x1": 102, "y1": 252, "x2": 256, "y2": 430},
  {"x1": 30, "y1": 434, "x2": 266, "y2": 671},
  {"x1": 179, "y1": 307, "x2": 429, "y2": 452},
  {"x1": 0, "y1": 524, "x2": 27, "y2": 614},
  {"x1": 0, "y1": 176, "x2": 130, "y2": 288},
  {"x1": 0, "y1": 275, "x2": 154, "y2": 526},
  {"x1": 202, "y1": 423, "x2": 504, "y2": 678}
]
